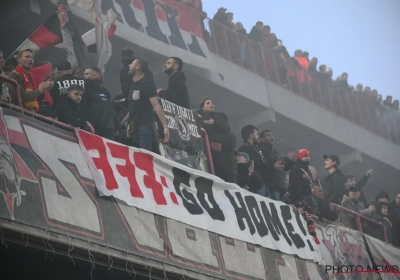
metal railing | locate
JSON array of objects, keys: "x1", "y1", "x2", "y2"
[
  {"x1": 203, "y1": 19, "x2": 400, "y2": 146},
  {"x1": 330, "y1": 203, "x2": 388, "y2": 242}
]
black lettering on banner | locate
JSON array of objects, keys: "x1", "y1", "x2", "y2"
[
  {"x1": 188, "y1": 34, "x2": 206, "y2": 57},
  {"x1": 172, "y1": 168, "x2": 203, "y2": 214},
  {"x1": 101, "y1": 0, "x2": 124, "y2": 23},
  {"x1": 225, "y1": 191, "x2": 255, "y2": 234},
  {"x1": 141, "y1": 0, "x2": 169, "y2": 44},
  {"x1": 114, "y1": 0, "x2": 143, "y2": 31},
  {"x1": 244, "y1": 196, "x2": 268, "y2": 237},
  {"x1": 194, "y1": 177, "x2": 225, "y2": 221},
  {"x1": 280, "y1": 205, "x2": 305, "y2": 249},
  {"x1": 158, "y1": 3, "x2": 187, "y2": 50},
  {"x1": 264, "y1": 202, "x2": 292, "y2": 245}
]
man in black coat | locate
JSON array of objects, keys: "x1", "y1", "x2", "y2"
[
  {"x1": 388, "y1": 192, "x2": 400, "y2": 246},
  {"x1": 119, "y1": 46, "x2": 154, "y2": 99},
  {"x1": 83, "y1": 66, "x2": 111, "y2": 101},
  {"x1": 236, "y1": 152, "x2": 263, "y2": 194},
  {"x1": 157, "y1": 57, "x2": 190, "y2": 109},
  {"x1": 238, "y1": 125, "x2": 284, "y2": 198},
  {"x1": 259, "y1": 129, "x2": 296, "y2": 201},
  {"x1": 248, "y1": 21, "x2": 264, "y2": 43},
  {"x1": 57, "y1": 84, "x2": 94, "y2": 133},
  {"x1": 322, "y1": 154, "x2": 347, "y2": 205}
]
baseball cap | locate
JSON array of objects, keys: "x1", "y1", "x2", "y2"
[
  {"x1": 56, "y1": 61, "x2": 72, "y2": 71},
  {"x1": 235, "y1": 151, "x2": 250, "y2": 163},
  {"x1": 347, "y1": 186, "x2": 358, "y2": 195},
  {"x1": 323, "y1": 154, "x2": 340, "y2": 166}
]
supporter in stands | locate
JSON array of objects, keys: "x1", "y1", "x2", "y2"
[
  {"x1": 50, "y1": 61, "x2": 85, "y2": 107},
  {"x1": 259, "y1": 129, "x2": 295, "y2": 201},
  {"x1": 238, "y1": 125, "x2": 272, "y2": 198},
  {"x1": 334, "y1": 73, "x2": 350, "y2": 91},
  {"x1": 120, "y1": 46, "x2": 154, "y2": 99},
  {"x1": 294, "y1": 50, "x2": 308, "y2": 69},
  {"x1": 234, "y1": 22, "x2": 249, "y2": 65},
  {"x1": 219, "y1": 113, "x2": 237, "y2": 183},
  {"x1": 383, "y1": 96, "x2": 393, "y2": 108},
  {"x1": 340, "y1": 187, "x2": 375, "y2": 229},
  {"x1": 120, "y1": 58, "x2": 169, "y2": 151},
  {"x1": 213, "y1": 8, "x2": 228, "y2": 26},
  {"x1": 319, "y1": 65, "x2": 326, "y2": 74},
  {"x1": 344, "y1": 170, "x2": 373, "y2": 207},
  {"x1": 375, "y1": 191, "x2": 390, "y2": 204},
  {"x1": 353, "y1": 84, "x2": 363, "y2": 96},
  {"x1": 261, "y1": 26, "x2": 274, "y2": 47},
  {"x1": 287, "y1": 149, "x2": 319, "y2": 214},
  {"x1": 236, "y1": 152, "x2": 263, "y2": 193},
  {"x1": 85, "y1": 90, "x2": 119, "y2": 140},
  {"x1": 388, "y1": 192, "x2": 400, "y2": 246},
  {"x1": 365, "y1": 202, "x2": 392, "y2": 243},
  {"x1": 308, "y1": 57, "x2": 318, "y2": 72},
  {"x1": 248, "y1": 21, "x2": 264, "y2": 43},
  {"x1": 158, "y1": 57, "x2": 190, "y2": 109},
  {"x1": 7, "y1": 49, "x2": 53, "y2": 111},
  {"x1": 197, "y1": 98, "x2": 234, "y2": 182},
  {"x1": 302, "y1": 52, "x2": 310, "y2": 62},
  {"x1": 322, "y1": 154, "x2": 346, "y2": 205},
  {"x1": 57, "y1": 84, "x2": 95, "y2": 133},
  {"x1": 226, "y1": 12, "x2": 235, "y2": 29},
  {"x1": 83, "y1": 66, "x2": 111, "y2": 101}
]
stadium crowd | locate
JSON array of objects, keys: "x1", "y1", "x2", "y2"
[
  {"x1": 0, "y1": 0, "x2": 399, "y2": 246},
  {"x1": 0, "y1": 46, "x2": 399, "y2": 247}
]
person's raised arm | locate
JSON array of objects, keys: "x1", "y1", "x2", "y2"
[{"x1": 149, "y1": 97, "x2": 169, "y2": 143}]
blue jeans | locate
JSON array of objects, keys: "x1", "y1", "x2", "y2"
[
  {"x1": 138, "y1": 125, "x2": 154, "y2": 151},
  {"x1": 271, "y1": 191, "x2": 285, "y2": 202},
  {"x1": 257, "y1": 185, "x2": 271, "y2": 198}
]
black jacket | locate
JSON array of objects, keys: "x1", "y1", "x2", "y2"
[
  {"x1": 288, "y1": 160, "x2": 313, "y2": 205},
  {"x1": 57, "y1": 98, "x2": 87, "y2": 130},
  {"x1": 352, "y1": 175, "x2": 370, "y2": 207},
  {"x1": 197, "y1": 111, "x2": 231, "y2": 144},
  {"x1": 259, "y1": 142, "x2": 294, "y2": 192},
  {"x1": 237, "y1": 163, "x2": 263, "y2": 194},
  {"x1": 85, "y1": 94, "x2": 119, "y2": 138},
  {"x1": 159, "y1": 72, "x2": 190, "y2": 109},
  {"x1": 238, "y1": 143, "x2": 272, "y2": 185},
  {"x1": 51, "y1": 74, "x2": 86, "y2": 107},
  {"x1": 388, "y1": 201, "x2": 400, "y2": 246},
  {"x1": 85, "y1": 79, "x2": 111, "y2": 101},
  {"x1": 317, "y1": 198, "x2": 338, "y2": 221},
  {"x1": 323, "y1": 169, "x2": 347, "y2": 205},
  {"x1": 249, "y1": 26, "x2": 262, "y2": 43},
  {"x1": 120, "y1": 62, "x2": 155, "y2": 99}
]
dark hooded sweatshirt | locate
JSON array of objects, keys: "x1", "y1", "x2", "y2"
[
  {"x1": 159, "y1": 72, "x2": 190, "y2": 109},
  {"x1": 323, "y1": 169, "x2": 347, "y2": 205}
]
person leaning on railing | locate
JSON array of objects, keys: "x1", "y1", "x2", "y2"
[{"x1": 364, "y1": 202, "x2": 392, "y2": 243}]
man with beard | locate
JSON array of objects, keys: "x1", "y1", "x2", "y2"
[
  {"x1": 238, "y1": 125, "x2": 283, "y2": 198},
  {"x1": 8, "y1": 49, "x2": 53, "y2": 110},
  {"x1": 83, "y1": 66, "x2": 111, "y2": 101},
  {"x1": 157, "y1": 57, "x2": 190, "y2": 109},
  {"x1": 120, "y1": 46, "x2": 154, "y2": 99},
  {"x1": 259, "y1": 129, "x2": 296, "y2": 201},
  {"x1": 120, "y1": 58, "x2": 169, "y2": 151},
  {"x1": 322, "y1": 154, "x2": 347, "y2": 205}
]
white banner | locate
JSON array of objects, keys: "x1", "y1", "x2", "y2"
[{"x1": 76, "y1": 129, "x2": 323, "y2": 264}]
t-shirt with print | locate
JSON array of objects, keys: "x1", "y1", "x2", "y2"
[{"x1": 128, "y1": 77, "x2": 156, "y2": 125}]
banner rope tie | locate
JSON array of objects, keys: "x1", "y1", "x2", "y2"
[
  {"x1": 65, "y1": 232, "x2": 75, "y2": 266},
  {"x1": 42, "y1": 226, "x2": 49, "y2": 259},
  {"x1": 44, "y1": 227, "x2": 55, "y2": 260},
  {"x1": 87, "y1": 237, "x2": 96, "y2": 280},
  {"x1": 105, "y1": 243, "x2": 113, "y2": 273}
]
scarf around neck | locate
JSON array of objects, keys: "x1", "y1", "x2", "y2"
[{"x1": 15, "y1": 65, "x2": 39, "y2": 111}]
